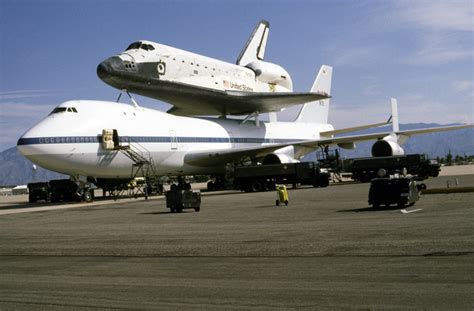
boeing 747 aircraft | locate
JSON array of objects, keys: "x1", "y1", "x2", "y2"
[
  {"x1": 96, "y1": 20, "x2": 330, "y2": 116},
  {"x1": 17, "y1": 65, "x2": 472, "y2": 200}
]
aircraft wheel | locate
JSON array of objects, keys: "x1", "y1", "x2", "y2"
[{"x1": 83, "y1": 190, "x2": 93, "y2": 203}]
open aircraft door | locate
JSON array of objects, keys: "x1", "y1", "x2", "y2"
[{"x1": 102, "y1": 129, "x2": 120, "y2": 150}]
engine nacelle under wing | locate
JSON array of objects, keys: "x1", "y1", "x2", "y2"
[
  {"x1": 245, "y1": 60, "x2": 293, "y2": 90},
  {"x1": 262, "y1": 145, "x2": 298, "y2": 164},
  {"x1": 371, "y1": 134, "x2": 405, "y2": 157}
]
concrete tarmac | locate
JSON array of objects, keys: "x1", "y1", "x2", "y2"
[{"x1": 1, "y1": 175, "x2": 473, "y2": 309}]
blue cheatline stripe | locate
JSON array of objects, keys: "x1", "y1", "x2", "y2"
[{"x1": 17, "y1": 136, "x2": 300, "y2": 146}]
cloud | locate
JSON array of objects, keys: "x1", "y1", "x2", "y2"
[
  {"x1": 0, "y1": 102, "x2": 55, "y2": 118},
  {"x1": 396, "y1": 0, "x2": 473, "y2": 32},
  {"x1": 452, "y1": 80, "x2": 474, "y2": 93},
  {"x1": 392, "y1": 1, "x2": 473, "y2": 65},
  {"x1": 404, "y1": 47, "x2": 472, "y2": 65},
  {"x1": 0, "y1": 90, "x2": 64, "y2": 100}
]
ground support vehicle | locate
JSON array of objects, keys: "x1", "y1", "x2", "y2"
[
  {"x1": 368, "y1": 177, "x2": 426, "y2": 208},
  {"x1": 344, "y1": 154, "x2": 440, "y2": 182},
  {"x1": 27, "y1": 182, "x2": 50, "y2": 203},
  {"x1": 234, "y1": 162, "x2": 330, "y2": 192},
  {"x1": 165, "y1": 184, "x2": 201, "y2": 213},
  {"x1": 48, "y1": 179, "x2": 80, "y2": 202}
]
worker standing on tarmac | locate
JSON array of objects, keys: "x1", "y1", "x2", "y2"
[{"x1": 276, "y1": 184, "x2": 289, "y2": 206}]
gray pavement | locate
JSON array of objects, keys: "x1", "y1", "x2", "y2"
[{"x1": 1, "y1": 175, "x2": 473, "y2": 309}]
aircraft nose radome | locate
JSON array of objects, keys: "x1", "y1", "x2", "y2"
[
  {"x1": 97, "y1": 56, "x2": 123, "y2": 81},
  {"x1": 17, "y1": 134, "x2": 34, "y2": 158},
  {"x1": 96, "y1": 62, "x2": 109, "y2": 80}
]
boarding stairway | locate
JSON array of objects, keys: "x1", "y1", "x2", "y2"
[
  {"x1": 117, "y1": 139, "x2": 158, "y2": 180},
  {"x1": 113, "y1": 139, "x2": 162, "y2": 198}
]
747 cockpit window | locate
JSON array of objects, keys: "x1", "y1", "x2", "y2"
[
  {"x1": 125, "y1": 42, "x2": 155, "y2": 51},
  {"x1": 50, "y1": 107, "x2": 78, "y2": 115}
]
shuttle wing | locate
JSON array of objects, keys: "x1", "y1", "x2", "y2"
[
  {"x1": 123, "y1": 77, "x2": 329, "y2": 116},
  {"x1": 163, "y1": 85, "x2": 329, "y2": 116},
  {"x1": 184, "y1": 124, "x2": 473, "y2": 167}
]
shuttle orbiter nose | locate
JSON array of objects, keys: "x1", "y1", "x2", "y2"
[{"x1": 97, "y1": 56, "x2": 125, "y2": 83}]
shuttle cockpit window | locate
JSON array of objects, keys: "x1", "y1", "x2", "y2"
[
  {"x1": 125, "y1": 42, "x2": 155, "y2": 51},
  {"x1": 126, "y1": 42, "x2": 141, "y2": 50},
  {"x1": 142, "y1": 44, "x2": 155, "y2": 51}
]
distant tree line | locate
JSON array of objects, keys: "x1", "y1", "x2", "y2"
[{"x1": 436, "y1": 152, "x2": 473, "y2": 166}]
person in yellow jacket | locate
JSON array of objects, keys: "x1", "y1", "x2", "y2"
[{"x1": 276, "y1": 184, "x2": 288, "y2": 206}]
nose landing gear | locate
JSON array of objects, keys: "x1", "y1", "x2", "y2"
[{"x1": 74, "y1": 176, "x2": 96, "y2": 203}]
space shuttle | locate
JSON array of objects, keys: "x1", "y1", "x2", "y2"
[{"x1": 97, "y1": 20, "x2": 329, "y2": 116}]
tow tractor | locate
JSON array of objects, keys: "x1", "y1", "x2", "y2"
[
  {"x1": 368, "y1": 170, "x2": 426, "y2": 208},
  {"x1": 165, "y1": 181, "x2": 201, "y2": 213}
]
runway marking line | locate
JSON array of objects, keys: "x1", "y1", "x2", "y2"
[{"x1": 401, "y1": 208, "x2": 422, "y2": 214}]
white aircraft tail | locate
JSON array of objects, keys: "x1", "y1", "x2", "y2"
[
  {"x1": 236, "y1": 20, "x2": 270, "y2": 65},
  {"x1": 295, "y1": 65, "x2": 333, "y2": 124},
  {"x1": 390, "y1": 98, "x2": 399, "y2": 132}
]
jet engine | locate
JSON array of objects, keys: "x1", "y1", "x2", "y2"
[
  {"x1": 371, "y1": 134, "x2": 405, "y2": 157},
  {"x1": 262, "y1": 146, "x2": 298, "y2": 164},
  {"x1": 245, "y1": 60, "x2": 293, "y2": 90}
]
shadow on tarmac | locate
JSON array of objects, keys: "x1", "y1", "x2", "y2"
[
  {"x1": 140, "y1": 211, "x2": 194, "y2": 215},
  {"x1": 338, "y1": 205, "x2": 401, "y2": 213}
]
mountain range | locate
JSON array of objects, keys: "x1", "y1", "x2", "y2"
[
  {"x1": 1, "y1": 123, "x2": 472, "y2": 186},
  {"x1": 0, "y1": 147, "x2": 66, "y2": 186}
]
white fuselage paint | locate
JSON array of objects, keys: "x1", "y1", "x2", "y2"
[{"x1": 18, "y1": 100, "x2": 333, "y2": 178}]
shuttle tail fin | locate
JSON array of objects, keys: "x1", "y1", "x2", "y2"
[
  {"x1": 236, "y1": 20, "x2": 270, "y2": 66},
  {"x1": 295, "y1": 65, "x2": 333, "y2": 124}
]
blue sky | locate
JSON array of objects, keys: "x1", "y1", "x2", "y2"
[{"x1": 0, "y1": 0, "x2": 473, "y2": 151}]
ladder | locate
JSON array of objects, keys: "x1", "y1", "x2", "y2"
[{"x1": 116, "y1": 139, "x2": 160, "y2": 198}]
